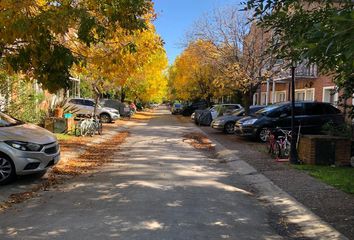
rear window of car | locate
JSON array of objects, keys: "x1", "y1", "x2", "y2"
[
  {"x1": 323, "y1": 104, "x2": 341, "y2": 114},
  {"x1": 304, "y1": 103, "x2": 341, "y2": 115},
  {"x1": 304, "y1": 103, "x2": 324, "y2": 115}
]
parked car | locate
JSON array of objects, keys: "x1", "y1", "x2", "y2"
[
  {"x1": 195, "y1": 104, "x2": 243, "y2": 126},
  {"x1": 67, "y1": 98, "x2": 120, "y2": 123},
  {"x1": 0, "y1": 112, "x2": 60, "y2": 184},
  {"x1": 181, "y1": 100, "x2": 208, "y2": 116},
  {"x1": 100, "y1": 99, "x2": 132, "y2": 118},
  {"x1": 171, "y1": 103, "x2": 184, "y2": 115},
  {"x1": 211, "y1": 105, "x2": 265, "y2": 134},
  {"x1": 234, "y1": 101, "x2": 344, "y2": 142}
]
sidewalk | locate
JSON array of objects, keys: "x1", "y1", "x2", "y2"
[{"x1": 194, "y1": 123, "x2": 354, "y2": 240}]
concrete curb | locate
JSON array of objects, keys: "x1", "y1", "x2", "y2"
[{"x1": 198, "y1": 127, "x2": 349, "y2": 240}]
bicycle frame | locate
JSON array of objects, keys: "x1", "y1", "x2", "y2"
[{"x1": 267, "y1": 128, "x2": 291, "y2": 160}]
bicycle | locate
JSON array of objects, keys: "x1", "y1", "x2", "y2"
[
  {"x1": 75, "y1": 117, "x2": 102, "y2": 137},
  {"x1": 267, "y1": 128, "x2": 291, "y2": 160},
  {"x1": 274, "y1": 129, "x2": 292, "y2": 160}
]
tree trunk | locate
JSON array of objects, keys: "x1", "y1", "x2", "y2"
[
  {"x1": 121, "y1": 87, "x2": 126, "y2": 102},
  {"x1": 92, "y1": 80, "x2": 101, "y2": 118}
]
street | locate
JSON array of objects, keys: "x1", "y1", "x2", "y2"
[{"x1": 0, "y1": 108, "x2": 348, "y2": 240}]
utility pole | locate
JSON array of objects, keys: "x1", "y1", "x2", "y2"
[{"x1": 290, "y1": 65, "x2": 299, "y2": 164}]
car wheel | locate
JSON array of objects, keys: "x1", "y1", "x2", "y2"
[
  {"x1": 258, "y1": 128, "x2": 270, "y2": 142},
  {"x1": 224, "y1": 122, "x2": 235, "y2": 134},
  {"x1": 100, "y1": 113, "x2": 111, "y2": 123},
  {"x1": 0, "y1": 154, "x2": 16, "y2": 185}
]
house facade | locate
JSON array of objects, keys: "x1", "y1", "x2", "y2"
[{"x1": 253, "y1": 62, "x2": 343, "y2": 107}]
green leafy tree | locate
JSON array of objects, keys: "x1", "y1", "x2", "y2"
[{"x1": 244, "y1": 0, "x2": 354, "y2": 113}]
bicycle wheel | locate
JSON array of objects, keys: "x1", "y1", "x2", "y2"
[
  {"x1": 75, "y1": 120, "x2": 85, "y2": 136},
  {"x1": 283, "y1": 141, "x2": 291, "y2": 158},
  {"x1": 87, "y1": 121, "x2": 95, "y2": 137},
  {"x1": 80, "y1": 120, "x2": 90, "y2": 136},
  {"x1": 274, "y1": 142, "x2": 281, "y2": 158}
]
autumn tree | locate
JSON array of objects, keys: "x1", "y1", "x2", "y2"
[
  {"x1": 125, "y1": 49, "x2": 168, "y2": 104},
  {"x1": 70, "y1": 21, "x2": 167, "y2": 105},
  {"x1": 0, "y1": 0, "x2": 153, "y2": 92},
  {"x1": 169, "y1": 40, "x2": 219, "y2": 104},
  {"x1": 187, "y1": 6, "x2": 278, "y2": 108}
]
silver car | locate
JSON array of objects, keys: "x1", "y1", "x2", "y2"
[
  {"x1": 0, "y1": 112, "x2": 60, "y2": 184},
  {"x1": 67, "y1": 98, "x2": 120, "y2": 123}
]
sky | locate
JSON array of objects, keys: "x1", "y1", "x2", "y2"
[{"x1": 153, "y1": 0, "x2": 242, "y2": 65}]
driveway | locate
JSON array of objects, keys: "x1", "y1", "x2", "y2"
[{"x1": 0, "y1": 109, "x2": 345, "y2": 239}]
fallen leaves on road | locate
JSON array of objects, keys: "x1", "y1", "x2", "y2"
[
  {"x1": 183, "y1": 132, "x2": 215, "y2": 151},
  {"x1": 132, "y1": 111, "x2": 154, "y2": 121},
  {"x1": 53, "y1": 131, "x2": 128, "y2": 175},
  {"x1": 0, "y1": 131, "x2": 129, "y2": 213}
]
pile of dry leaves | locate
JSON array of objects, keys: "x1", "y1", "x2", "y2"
[{"x1": 183, "y1": 132, "x2": 215, "y2": 151}]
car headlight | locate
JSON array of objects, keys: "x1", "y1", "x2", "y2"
[
  {"x1": 5, "y1": 141, "x2": 43, "y2": 152},
  {"x1": 242, "y1": 119, "x2": 257, "y2": 126}
]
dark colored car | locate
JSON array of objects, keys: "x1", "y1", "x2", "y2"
[
  {"x1": 211, "y1": 105, "x2": 265, "y2": 134},
  {"x1": 171, "y1": 103, "x2": 183, "y2": 115},
  {"x1": 195, "y1": 104, "x2": 243, "y2": 126},
  {"x1": 234, "y1": 101, "x2": 344, "y2": 142},
  {"x1": 181, "y1": 100, "x2": 208, "y2": 116}
]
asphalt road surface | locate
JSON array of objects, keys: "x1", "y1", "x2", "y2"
[{"x1": 0, "y1": 108, "x2": 338, "y2": 240}]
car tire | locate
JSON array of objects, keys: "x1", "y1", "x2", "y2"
[
  {"x1": 0, "y1": 154, "x2": 16, "y2": 185},
  {"x1": 100, "y1": 113, "x2": 111, "y2": 123},
  {"x1": 257, "y1": 128, "x2": 270, "y2": 142},
  {"x1": 224, "y1": 122, "x2": 235, "y2": 134}
]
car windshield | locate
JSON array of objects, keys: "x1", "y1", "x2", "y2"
[
  {"x1": 254, "y1": 104, "x2": 284, "y2": 116},
  {"x1": 174, "y1": 104, "x2": 182, "y2": 108},
  {"x1": 0, "y1": 112, "x2": 23, "y2": 127},
  {"x1": 231, "y1": 109, "x2": 244, "y2": 116}
]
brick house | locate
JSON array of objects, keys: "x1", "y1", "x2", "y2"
[{"x1": 252, "y1": 62, "x2": 352, "y2": 108}]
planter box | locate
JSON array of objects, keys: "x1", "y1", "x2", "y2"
[
  {"x1": 298, "y1": 135, "x2": 351, "y2": 166},
  {"x1": 44, "y1": 117, "x2": 75, "y2": 134}
]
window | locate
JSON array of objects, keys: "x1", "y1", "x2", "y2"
[
  {"x1": 305, "y1": 89, "x2": 315, "y2": 101},
  {"x1": 295, "y1": 88, "x2": 315, "y2": 101},
  {"x1": 84, "y1": 100, "x2": 95, "y2": 107},
  {"x1": 322, "y1": 104, "x2": 341, "y2": 114},
  {"x1": 304, "y1": 103, "x2": 324, "y2": 115},
  {"x1": 261, "y1": 93, "x2": 267, "y2": 105},
  {"x1": 275, "y1": 91, "x2": 286, "y2": 103},
  {"x1": 323, "y1": 87, "x2": 338, "y2": 105},
  {"x1": 295, "y1": 90, "x2": 305, "y2": 101}
]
